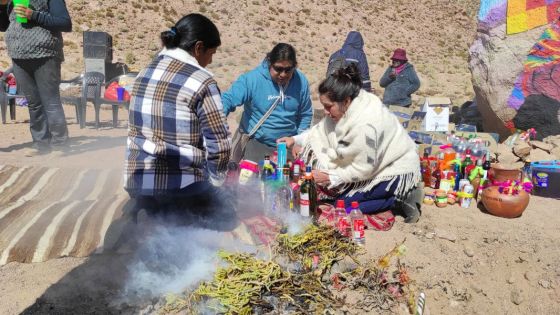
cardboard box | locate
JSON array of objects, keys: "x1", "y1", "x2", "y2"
[{"x1": 421, "y1": 97, "x2": 451, "y2": 132}]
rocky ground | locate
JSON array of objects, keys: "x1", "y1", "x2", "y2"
[{"x1": 0, "y1": 106, "x2": 559, "y2": 314}]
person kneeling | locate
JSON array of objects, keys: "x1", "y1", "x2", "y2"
[{"x1": 279, "y1": 64, "x2": 422, "y2": 223}]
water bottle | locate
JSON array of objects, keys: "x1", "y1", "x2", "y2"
[
  {"x1": 334, "y1": 200, "x2": 349, "y2": 237},
  {"x1": 349, "y1": 201, "x2": 365, "y2": 246}
]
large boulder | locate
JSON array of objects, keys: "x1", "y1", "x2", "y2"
[{"x1": 468, "y1": 0, "x2": 560, "y2": 140}]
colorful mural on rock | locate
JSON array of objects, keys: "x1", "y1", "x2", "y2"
[{"x1": 476, "y1": 0, "x2": 560, "y2": 138}]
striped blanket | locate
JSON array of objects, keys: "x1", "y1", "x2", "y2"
[
  {"x1": 0, "y1": 164, "x2": 128, "y2": 265},
  {"x1": 0, "y1": 164, "x2": 280, "y2": 266}
]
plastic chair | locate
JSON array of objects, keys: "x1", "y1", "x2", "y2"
[
  {"x1": 0, "y1": 82, "x2": 25, "y2": 124},
  {"x1": 60, "y1": 74, "x2": 85, "y2": 127},
  {"x1": 79, "y1": 71, "x2": 105, "y2": 129}
]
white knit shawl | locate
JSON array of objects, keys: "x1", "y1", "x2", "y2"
[{"x1": 301, "y1": 90, "x2": 421, "y2": 197}]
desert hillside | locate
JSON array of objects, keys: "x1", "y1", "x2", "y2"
[{"x1": 0, "y1": 0, "x2": 479, "y2": 105}]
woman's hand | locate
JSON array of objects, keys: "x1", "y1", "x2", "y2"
[
  {"x1": 312, "y1": 170, "x2": 330, "y2": 187},
  {"x1": 276, "y1": 136, "x2": 294, "y2": 148},
  {"x1": 277, "y1": 136, "x2": 302, "y2": 158},
  {"x1": 14, "y1": 5, "x2": 32, "y2": 20}
]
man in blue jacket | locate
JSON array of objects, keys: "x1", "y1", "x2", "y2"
[
  {"x1": 326, "y1": 31, "x2": 371, "y2": 92},
  {"x1": 222, "y1": 43, "x2": 313, "y2": 162}
]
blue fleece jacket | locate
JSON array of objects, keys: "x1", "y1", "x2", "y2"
[
  {"x1": 222, "y1": 61, "x2": 313, "y2": 147},
  {"x1": 379, "y1": 63, "x2": 420, "y2": 107},
  {"x1": 328, "y1": 31, "x2": 371, "y2": 91}
]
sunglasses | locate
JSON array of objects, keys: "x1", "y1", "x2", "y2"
[{"x1": 271, "y1": 65, "x2": 295, "y2": 74}]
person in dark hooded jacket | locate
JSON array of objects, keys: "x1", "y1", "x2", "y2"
[
  {"x1": 326, "y1": 31, "x2": 371, "y2": 92},
  {"x1": 379, "y1": 48, "x2": 420, "y2": 107}
]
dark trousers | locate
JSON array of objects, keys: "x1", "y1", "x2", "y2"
[
  {"x1": 338, "y1": 176, "x2": 400, "y2": 214},
  {"x1": 126, "y1": 181, "x2": 238, "y2": 231},
  {"x1": 12, "y1": 58, "x2": 68, "y2": 148}
]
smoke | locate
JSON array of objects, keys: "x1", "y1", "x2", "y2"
[
  {"x1": 275, "y1": 209, "x2": 312, "y2": 236},
  {"x1": 123, "y1": 225, "x2": 255, "y2": 299}
]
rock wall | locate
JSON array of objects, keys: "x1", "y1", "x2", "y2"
[{"x1": 469, "y1": 0, "x2": 560, "y2": 140}]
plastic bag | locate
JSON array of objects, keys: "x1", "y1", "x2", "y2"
[{"x1": 104, "y1": 82, "x2": 130, "y2": 101}]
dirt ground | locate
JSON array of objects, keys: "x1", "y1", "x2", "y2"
[{"x1": 0, "y1": 105, "x2": 559, "y2": 314}]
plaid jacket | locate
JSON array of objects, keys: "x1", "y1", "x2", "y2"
[{"x1": 124, "y1": 48, "x2": 231, "y2": 196}]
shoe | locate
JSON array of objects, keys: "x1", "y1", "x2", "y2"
[
  {"x1": 397, "y1": 185, "x2": 423, "y2": 224},
  {"x1": 23, "y1": 147, "x2": 48, "y2": 157}
]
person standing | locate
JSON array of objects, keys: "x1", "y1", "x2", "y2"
[
  {"x1": 222, "y1": 43, "x2": 313, "y2": 162},
  {"x1": 326, "y1": 31, "x2": 371, "y2": 92},
  {"x1": 0, "y1": 0, "x2": 72, "y2": 156},
  {"x1": 379, "y1": 48, "x2": 420, "y2": 107}
]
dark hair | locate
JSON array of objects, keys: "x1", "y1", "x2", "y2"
[
  {"x1": 318, "y1": 63, "x2": 361, "y2": 102},
  {"x1": 266, "y1": 43, "x2": 298, "y2": 66},
  {"x1": 160, "y1": 13, "x2": 221, "y2": 52}
]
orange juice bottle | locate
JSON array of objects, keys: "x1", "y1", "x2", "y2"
[{"x1": 440, "y1": 144, "x2": 456, "y2": 170}]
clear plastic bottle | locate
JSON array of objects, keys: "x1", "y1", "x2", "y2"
[
  {"x1": 349, "y1": 201, "x2": 365, "y2": 246},
  {"x1": 334, "y1": 200, "x2": 349, "y2": 237}
]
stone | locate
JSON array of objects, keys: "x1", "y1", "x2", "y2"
[
  {"x1": 539, "y1": 279, "x2": 551, "y2": 289},
  {"x1": 469, "y1": 5, "x2": 560, "y2": 140},
  {"x1": 551, "y1": 147, "x2": 560, "y2": 160},
  {"x1": 531, "y1": 140, "x2": 554, "y2": 152},
  {"x1": 435, "y1": 229, "x2": 457, "y2": 242},
  {"x1": 513, "y1": 142, "x2": 532, "y2": 158},
  {"x1": 464, "y1": 247, "x2": 475, "y2": 257},
  {"x1": 524, "y1": 271, "x2": 537, "y2": 282},
  {"x1": 510, "y1": 289, "x2": 524, "y2": 305},
  {"x1": 529, "y1": 148, "x2": 556, "y2": 162},
  {"x1": 507, "y1": 276, "x2": 515, "y2": 284}
]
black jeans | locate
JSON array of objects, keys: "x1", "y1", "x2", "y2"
[
  {"x1": 126, "y1": 181, "x2": 238, "y2": 231},
  {"x1": 12, "y1": 57, "x2": 68, "y2": 149}
]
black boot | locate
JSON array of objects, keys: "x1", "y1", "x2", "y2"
[{"x1": 397, "y1": 184, "x2": 423, "y2": 223}]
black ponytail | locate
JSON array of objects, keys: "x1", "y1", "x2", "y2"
[
  {"x1": 318, "y1": 63, "x2": 361, "y2": 102},
  {"x1": 160, "y1": 13, "x2": 221, "y2": 52}
]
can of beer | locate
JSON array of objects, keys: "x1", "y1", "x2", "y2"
[{"x1": 460, "y1": 183, "x2": 474, "y2": 208}]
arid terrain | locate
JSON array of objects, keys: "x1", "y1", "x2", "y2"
[{"x1": 1, "y1": 0, "x2": 560, "y2": 314}]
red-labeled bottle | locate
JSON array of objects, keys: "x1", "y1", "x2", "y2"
[{"x1": 349, "y1": 201, "x2": 365, "y2": 246}]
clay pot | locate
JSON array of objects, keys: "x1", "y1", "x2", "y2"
[
  {"x1": 481, "y1": 186, "x2": 530, "y2": 218},
  {"x1": 489, "y1": 163, "x2": 521, "y2": 182}
]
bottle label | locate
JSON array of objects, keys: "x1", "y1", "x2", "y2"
[
  {"x1": 300, "y1": 193, "x2": 310, "y2": 217},
  {"x1": 337, "y1": 217, "x2": 350, "y2": 237},
  {"x1": 353, "y1": 219, "x2": 365, "y2": 239}
]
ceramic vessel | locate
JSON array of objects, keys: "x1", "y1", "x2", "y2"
[
  {"x1": 489, "y1": 163, "x2": 521, "y2": 182},
  {"x1": 481, "y1": 186, "x2": 530, "y2": 218}
]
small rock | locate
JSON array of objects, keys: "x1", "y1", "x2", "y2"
[
  {"x1": 464, "y1": 247, "x2": 475, "y2": 257},
  {"x1": 539, "y1": 279, "x2": 551, "y2": 289},
  {"x1": 425, "y1": 232, "x2": 435, "y2": 239},
  {"x1": 510, "y1": 289, "x2": 524, "y2": 305},
  {"x1": 470, "y1": 284, "x2": 483, "y2": 294},
  {"x1": 507, "y1": 276, "x2": 515, "y2": 284},
  {"x1": 524, "y1": 271, "x2": 537, "y2": 282},
  {"x1": 435, "y1": 229, "x2": 457, "y2": 242}
]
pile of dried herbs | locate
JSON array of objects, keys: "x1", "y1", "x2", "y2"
[{"x1": 162, "y1": 225, "x2": 417, "y2": 314}]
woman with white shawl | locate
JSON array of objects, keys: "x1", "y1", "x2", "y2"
[{"x1": 278, "y1": 64, "x2": 422, "y2": 223}]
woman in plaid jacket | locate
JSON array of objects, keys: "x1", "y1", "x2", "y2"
[{"x1": 123, "y1": 14, "x2": 234, "y2": 225}]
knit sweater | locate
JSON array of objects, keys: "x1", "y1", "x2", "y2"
[
  {"x1": 301, "y1": 90, "x2": 421, "y2": 197},
  {"x1": 0, "y1": 0, "x2": 72, "y2": 61}
]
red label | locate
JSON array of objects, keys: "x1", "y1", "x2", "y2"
[{"x1": 353, "y1": 219, "x2": 365, "y2": 239}]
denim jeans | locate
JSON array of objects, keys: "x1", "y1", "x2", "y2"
[
  {"x1": 12, "y1": 57, "x2": 68, "y2": 149},
  {"x1": 337, "y1": 176, "x2": 400, "y2": 214}
]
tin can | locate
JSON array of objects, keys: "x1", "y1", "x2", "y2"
[{"x1": 460, "y1": 184, "x2": 474, "y2": 208}]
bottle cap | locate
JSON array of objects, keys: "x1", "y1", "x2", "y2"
[
  {"x1": 306, "y1": 165, "x2": 312, "y2": 173},
  {"x1": 351, "y1": 201, "x2": 359, "y2": 208},
  {"x1": 336, "y1": 200, "x2": 345, "y2": 208}
]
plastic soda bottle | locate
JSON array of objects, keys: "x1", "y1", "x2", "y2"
[
  {"x1": 349, "y1": 201, "x2": 365, "y2": 246},
  {"x1": 334, "y1": 200, "x2": 349, "y2": 237}
]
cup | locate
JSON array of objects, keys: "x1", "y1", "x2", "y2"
[
  {"x1": 13, "y1": 0, "x2": 30, "y2": 24},
  {"x1": 116, "y1": 86, "x2": 125, "y2": 101}
]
